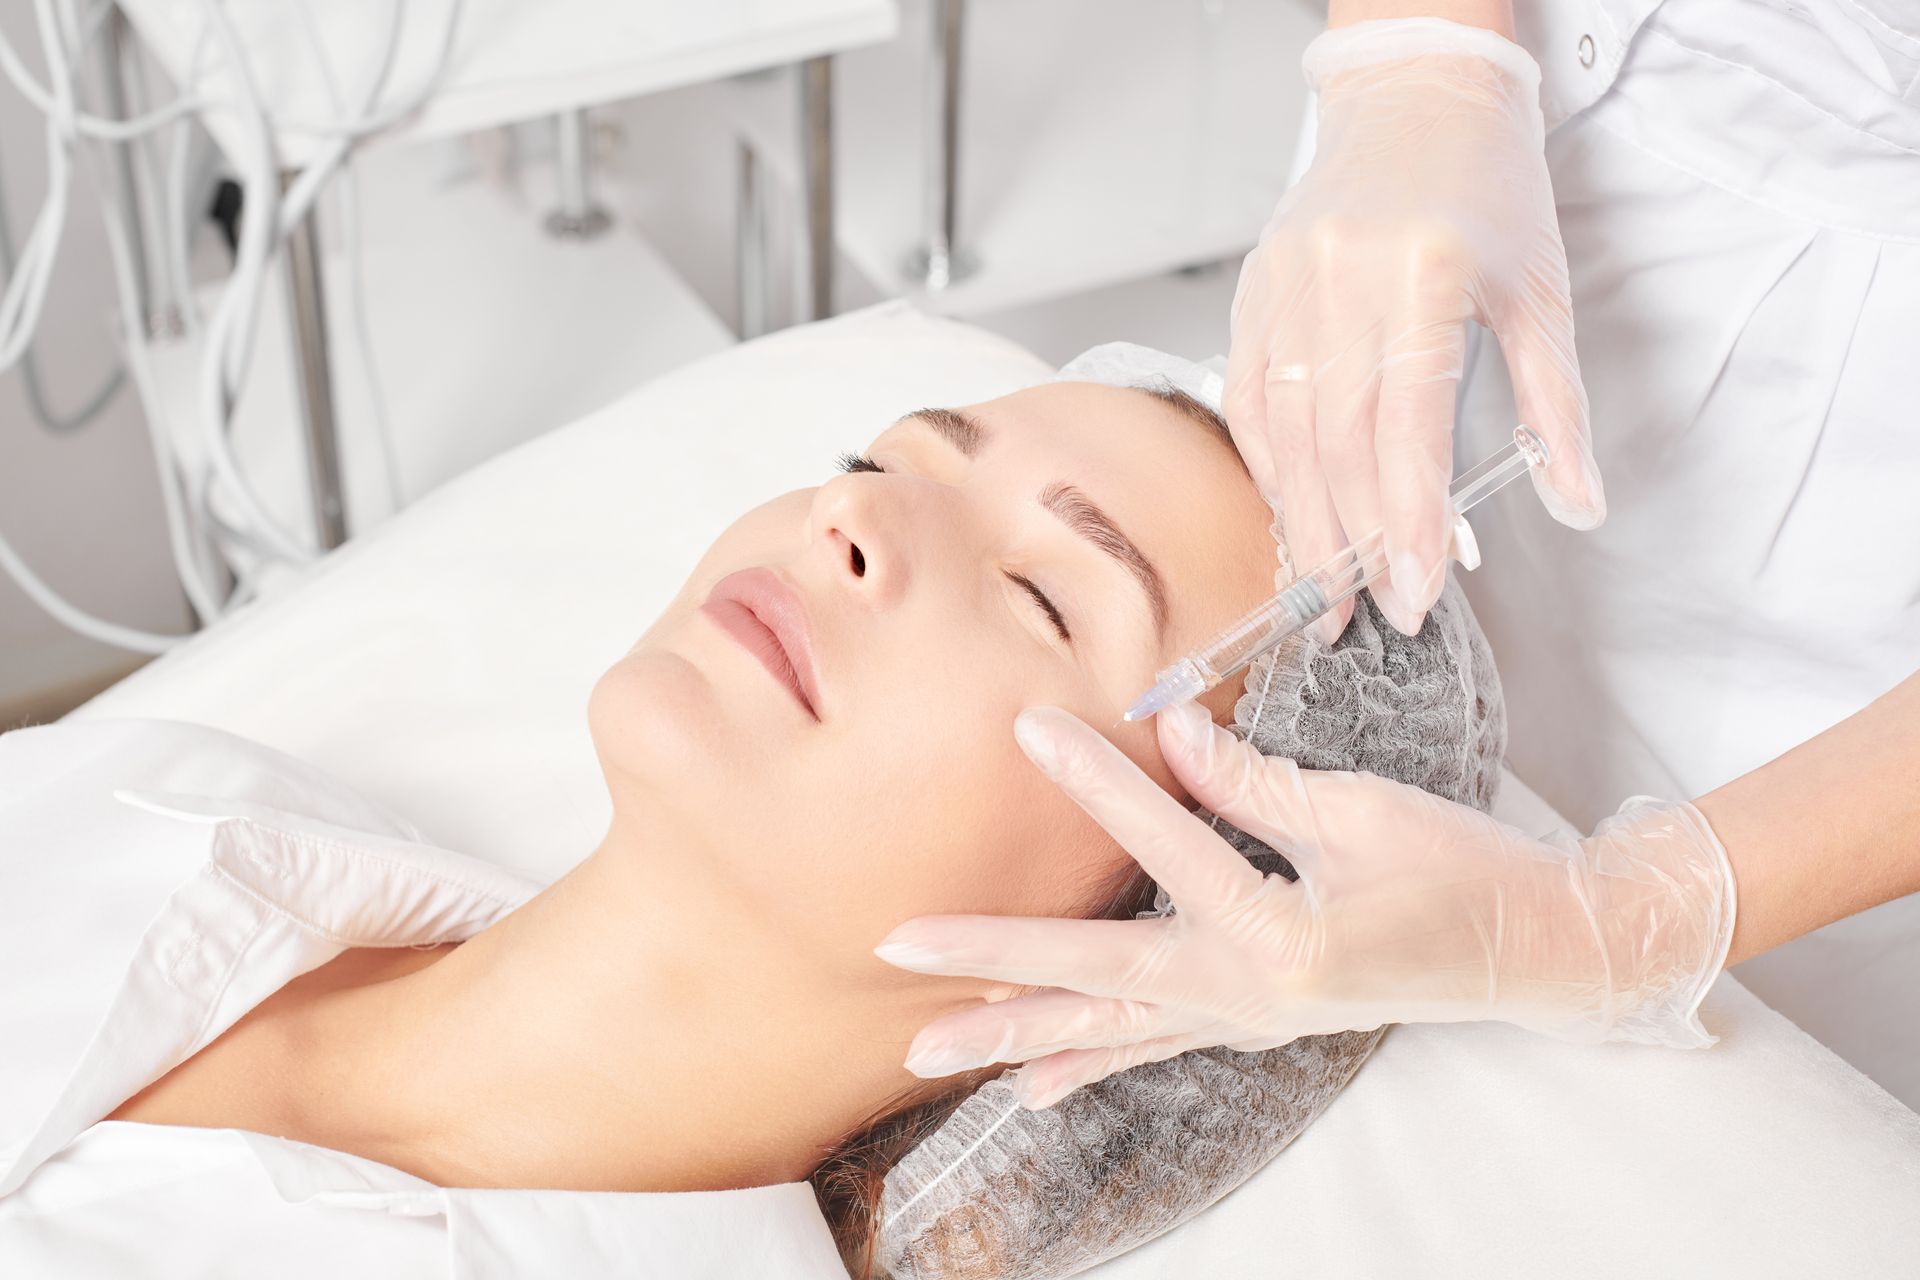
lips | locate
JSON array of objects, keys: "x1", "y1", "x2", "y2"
[{"x1": 700, "y1": 568, "x2": 823, "y2": 719}]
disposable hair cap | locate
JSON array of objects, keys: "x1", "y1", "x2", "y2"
[
  {"x1": 876, "y1": 345, "x2": 1508, "y2": 1280},
  {"x1": 1055, "y1": 341, "x2": 1227, "y2": 411}
]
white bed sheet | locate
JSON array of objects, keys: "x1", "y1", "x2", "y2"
[{"x1": 74, "y1": 302, "x2": 1920, "y2": 1275}]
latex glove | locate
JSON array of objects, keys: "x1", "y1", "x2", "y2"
[
  {"x1": 1225, "y1": 18, "x2": 1606, "y2": 642},
  {"x1": 876, "y1": 702, "x2": 1735, "y2": 1110}
]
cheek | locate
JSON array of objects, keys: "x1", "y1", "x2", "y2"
[{"x1": 789, "y1": 673, "x2": 1134, "y2": 933}]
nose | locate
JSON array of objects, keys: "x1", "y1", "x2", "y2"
[{"x1": 808, "y1": 474, "x2": 910, "y2": 608}]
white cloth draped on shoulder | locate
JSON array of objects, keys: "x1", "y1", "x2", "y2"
[{"x1": 0, "y1": 718, "x2": 845, "y2": 1280}]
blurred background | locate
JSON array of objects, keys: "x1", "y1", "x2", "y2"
[{"x1": 1, "y1": 0, "x2": 1325, "y2": 724}]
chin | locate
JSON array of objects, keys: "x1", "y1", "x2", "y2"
[{"x1": 588, "y1": 643, "x2": 797, "y2": 828}]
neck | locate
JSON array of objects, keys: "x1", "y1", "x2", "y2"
[{"x1": 295, "y1": 815, "x2": 954, "y2": 1191}]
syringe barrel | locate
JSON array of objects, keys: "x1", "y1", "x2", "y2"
[
  {"x1": 1165, "y1": 427, "x2": 1543, "y2": 698},
  {"x1": 1188, "y1": 554, "x2": 1334, "y2": 679}
]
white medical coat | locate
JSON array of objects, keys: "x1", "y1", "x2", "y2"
[
  {"x1": 1463, "y1": 0, "x2": 1920, "y2": 1105},
  {"x1": 0, "y1": 718, "x2": 848, "y2": 1279}
]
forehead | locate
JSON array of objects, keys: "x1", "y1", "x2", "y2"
[{"x1": 883, "y1": 380, "x2": 1276, "y2": 660}]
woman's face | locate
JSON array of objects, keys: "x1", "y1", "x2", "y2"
[{"x1": 589, "y1": 381, "x2": 1275, "y2": 951}]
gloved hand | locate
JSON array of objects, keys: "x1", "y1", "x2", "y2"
[
  {"x1": 876, "y1": 702, "x2": 1736, "y2": 1110},
  {"x1": 1224, "y1": 18, "x2": 1606, "y2": 642}
]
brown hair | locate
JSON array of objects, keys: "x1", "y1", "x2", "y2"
[{"x1": 809, "y1": 857, "x2": 1160, "y2": 1278}]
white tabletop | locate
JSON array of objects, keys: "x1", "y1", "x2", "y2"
[{"x1": 118, "y1": 0, "x2": 898, "y2": 169}]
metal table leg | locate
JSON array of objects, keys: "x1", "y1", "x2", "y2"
[
  {"x1": 736, "y1": 140, "x2": 769, "y2": 338},
  {"x1": 904, "y1": 0, "x2": 974, "y2": 289},
  {"x1": 798, "y1": 56, "x2": 834, "y2": 322},
  {"x1": 281, "y1": 183, "x2": 348, "y2": 551},
  {"x1": 546, "y1": 108, "x2": 612, "y2": 240}
]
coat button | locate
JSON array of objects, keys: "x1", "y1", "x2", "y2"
[{"x1": 1578, "y1": 33, "x2": 1596, "y2": 68}]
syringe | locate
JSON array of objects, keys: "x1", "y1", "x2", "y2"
[{"x1": 1123, "y1": 425, "x2": 1551, "y2": 722}]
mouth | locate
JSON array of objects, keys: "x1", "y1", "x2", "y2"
[{"x1": 700, "y1": 568, "x2": 823, "y2": 720}]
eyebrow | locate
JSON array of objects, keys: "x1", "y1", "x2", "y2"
[
  {"x1": 903, "y1": 406, "x2": 986, "y2": 457},
  {"x1": 899, "y1": 409, "x2": 1169, "y2": 639}
]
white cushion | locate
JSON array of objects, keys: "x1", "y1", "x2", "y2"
[
  {"x1": 76, "y1": 302, "x2": 1051, "y2": 877},
  {"x1": 72, "y1": 302, "x2": 1920, "y2": 1276}
]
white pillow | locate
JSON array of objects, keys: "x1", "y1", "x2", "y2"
[{"x1": 75, "y1": 302, "x2": 1053, "y2": 879}]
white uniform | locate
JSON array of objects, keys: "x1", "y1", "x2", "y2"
[
  {"x1": 1458, "y1": 0, "x2": 1920, "y2": 1106},
  {"x1": 0, "y1": 719, "x2": 845, "y2": 1279}
]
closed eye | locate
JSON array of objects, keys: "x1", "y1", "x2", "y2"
[
  {"x1": 836, "y1": 451, "x2": 885, "y2": 474},
  {"x1": 1006, "y1": 572, "x2": 1071, "y2": 643},
  {"x1": 836, "y1": 450, "x2": 1068, "y2": 644}
]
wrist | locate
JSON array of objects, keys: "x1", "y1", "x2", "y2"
[
  {"x1": 1328, "y1": 1, "x2": 1515, "y2": 40},
  {"x1": 1303, "y1": 17, "x2": 1541, "y2": 102},
  {"x1": 1574, "y1": 798, "x2": 1738, "y2": 1048}
]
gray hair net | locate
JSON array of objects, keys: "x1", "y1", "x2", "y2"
[{"x1": 872, "y1": 344, "x2": 1508, "y2": 1280}]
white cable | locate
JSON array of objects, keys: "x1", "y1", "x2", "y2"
[
  {"x1": 118, "y1": 27, "x2": 181, "y2": 329},
  {"x1": 0, "y1": 9, "x2": 206, "y2": 140},
  {"x1": 0, "y1": 0, "x2": 465, "y2": 653},
  {"x1": 289, "y1": 0, "x2": 406, "y2": 516},
  {"x1": 0, "y1": 2, "x2": 200, "y2": 652},
  {"x1": 161, "y1": 20, "x2": 216, "y2": 340},
  {"x1": 0, "y1": 129, "x2": 124, "y2": 432},
  {"x1": 185, "y1": 0, "x2": 314, "y2": 569},
  {"x1": 187, "y1": 0, "x2": 447, "y2": 570},
  {"x1": 184, "y1": 0, "x2": 462, "y2": 566},
  {"x1": 0, "y1": 0, "x2": 250, "y2": 647},
  {"x1": 163, "y1": 112, "x2": 201, "y2": 334},
  {"x1": 0, "y1": 535, "x2": 185, "y2": 655},
  {"x1": 97, "y1": 162, "x2": 225, "y2": 626},
  {"x1": 272, "y1": 0, "x2": 464, "y2": 139},
  {"x1": 0, "y1": 0, "x2": 76, "y2": 373}
]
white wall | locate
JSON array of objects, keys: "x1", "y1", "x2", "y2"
[{"x1": 0, "y1": 0, "x2": 189, "y2": 712}]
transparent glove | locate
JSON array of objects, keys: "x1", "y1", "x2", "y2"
[
  {"x1": 1224, "y1": 18, "x2": 1606, "y2": 641},
  {"x1": 876, "y1": 701, "x2": 1736, "y2": 1110}
]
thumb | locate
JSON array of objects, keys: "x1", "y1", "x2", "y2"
[{"x1": 1156, "y1": 702, "x2": 1333, "y2": 882}]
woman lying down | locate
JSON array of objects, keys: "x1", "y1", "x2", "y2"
[{"x1": 0, "y1": 347, "x2": 1504, "y2": 1279}]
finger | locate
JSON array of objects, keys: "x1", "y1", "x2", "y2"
[
  {"x1": 1163, "y1": 723, "x2": 1467, "y2": 890},
  {"x1": 1155, "y1": 700, "x2": 1349, "y2": 882},
  {"x1": 875, "y1": 913, "x2": 1171, "y2": 997},
  {"x1": 1011, "y1": 1034, "x2": 1206, "y2": 1110},
  {"x1": 1375, "y1": 316, "x2": 1466, "y2": 635},
  {"x1": 1222, "y1": 275, "x2": 1279, "y2": 505},
  {"x1": 1501, "y1": 315, "x2": 1605, "y2": 530},
  {"x1": 1267, "y1": 358, "x2": 1352, "y2": 644},
  {"x1": 900, "y1": 987, "x2": 1195, "y2": 1078},
  {"x1": 1310, "y1": 322, "x2": 1383, "y2": 641},
  {"x1": 1015, "y1": 706, "x2": 1265, "y2": 913}
]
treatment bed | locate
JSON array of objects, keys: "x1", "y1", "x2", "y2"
[{"x1": 70, "y1": 302, "x2": 1920, "y2": 1277}]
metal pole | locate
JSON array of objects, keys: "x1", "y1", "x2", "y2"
[
  {"x1": 904, "y1": 0, "x2": 974, "y2": 288},
  {"x1": 97, "y1": 7, "x2": 157, "y2": 332},
  {"x1": 797, "y1": 57, "x2": 834, "y2": 322},
  {"x1": 545, "y1": 108, "x2": 611, "y2": 239},
  {"x1": 100, "y1": 4, "x2": 205, "y2": 620},
  {"x1": 281, "y1": 180, "x2": 348, "y2": 551},
  {"x1": 736, "y1": 140, "x2": 769, "y2": 339}
]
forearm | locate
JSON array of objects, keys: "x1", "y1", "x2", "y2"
[
  {"x1": 1696, "y1": 670, "x2": 1920, "y2": 965},
  {"x1": 1327, "y1": 0, "x2": 1514, "y2": 38}
]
